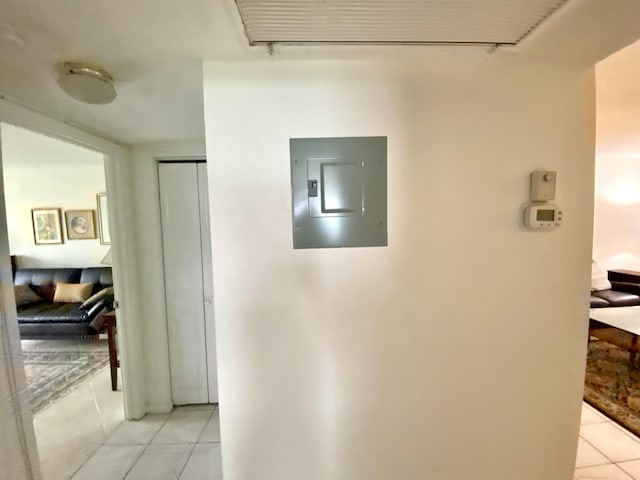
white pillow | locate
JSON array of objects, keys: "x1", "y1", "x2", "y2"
[{"x1": 591, "y1": 260, "x2": 612, "y2": 291}]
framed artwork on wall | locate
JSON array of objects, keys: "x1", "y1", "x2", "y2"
[
  {"x1": 96, "y1": 193, "x2": 110, "y2": 245},
  {"x1": 31, "y1": 208, "x2": 64, "y2": 245},
  {"x1": 65, "y1": 209, "x2": 96, "y2": 240}
]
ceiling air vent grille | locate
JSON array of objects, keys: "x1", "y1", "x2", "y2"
[{"x1": 234, "y1": 0, "x2": 567, "y2": 46}]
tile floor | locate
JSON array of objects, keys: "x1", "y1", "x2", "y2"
[
  {"x1": 576, "y1": 403, "x2": 640, "y2": 479},
  {"x1": 24, "y1": 339, "x2": 124, "y2": 480},
  {"x1": 65, "y1": 400, "x2": 640, "y2": 480},
  {"x1": 32, "y1": 338, "x2": 640, "y2": 478},
  {"x1": 70, "y1": 404, "x2": 221, "y2": 480}
]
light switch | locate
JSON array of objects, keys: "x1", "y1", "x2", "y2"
[{"x1": 308, "y1": 180, "x2": 318, "y2": 197}]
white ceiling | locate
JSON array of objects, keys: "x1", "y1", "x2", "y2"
[
  {"x1": 0, "y1": 0, "x2": 247, "y2": 144},
  {"x1": 0, "y1": 0, "x2": 639, "y2": 146},
  {"x1": 236, "y1": 0, "x2": 566, "y2": 46}
]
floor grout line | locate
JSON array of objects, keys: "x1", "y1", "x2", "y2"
[
  {"x1": 579, "y1": 434, "x2": 616, "y2": 465},
  {"x1": 116, "y1": 406, "x2": 217, "y2": 479},
  {"x1": 576, "y1": 402, "x2": 640, "y2": 478}
]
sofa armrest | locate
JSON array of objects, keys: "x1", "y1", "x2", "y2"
[
  {"x1": 79, "y1": 292, "x2": 114, "y2": 312},
  {"x1": 87, "y1": 308, "x2": 107, "y2": 335},
  {"x1": 610, "y1": 281, "x2": 640, "y2": 295},
  {"x1": 609, "y1": 270, "x2": 640, "y2": 284},
  {"x1": 82, "y1": 298, "x2": 109, "y2": 318}
]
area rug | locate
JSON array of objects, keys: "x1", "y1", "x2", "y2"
[
  {"x1": 584, "y1": 339, "x2": 640, "y2": 437},
  {"x1": 21, "y1": 348, "x2": 109, "y2": 414}
]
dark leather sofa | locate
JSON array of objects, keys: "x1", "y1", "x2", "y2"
[
  {"x1": 14, "y1": 267, "x2": 113, "y2": 338},
  {"x1": 590, "y1": 270, "x2": 640, "y2": 308}
]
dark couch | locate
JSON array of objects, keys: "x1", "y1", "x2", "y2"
[
  {"x1": 590, "y1": 270, "x2": 640, "y2": 308},
  {"x1": 14, "y1": 267, "x2": 113, "y2": 338}
]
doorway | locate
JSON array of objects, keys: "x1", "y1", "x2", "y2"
[{"x1": 0, "y1": 121, "x2": 124, "y2": 480}]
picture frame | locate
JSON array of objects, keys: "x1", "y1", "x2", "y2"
[
  {"x1": 31, "y1": 208, "x2": 63, "y2": 245},
  {"x1": 96, "y1": 193, "x2": 111, "y2": 245},
  {"x1": 64, "y1": 209, "x2": 96, "y2": 240}
]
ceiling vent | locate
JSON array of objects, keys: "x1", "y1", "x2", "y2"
[{"x1": 235, "y1": 0, "x2": 567, "y2": 47}]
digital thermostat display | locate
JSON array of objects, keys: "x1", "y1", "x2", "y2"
[
  {"x1": 524, "y1": 203, "x2": 562, "y2": 230},
  {"x1": 536, "y1": 209, "x2": 555, "y2": 222}
]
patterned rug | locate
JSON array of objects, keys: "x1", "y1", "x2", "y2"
[
  {"x1": 584, "y1": 339, "x2": 640, "y2": 437},
  {"x1": 22, "y1": 347, "x2": 109, "y2": 414}
]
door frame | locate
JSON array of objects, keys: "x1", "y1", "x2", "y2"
[{"x1": 0, "y1": 99, "x2": 146, "y2": 420}]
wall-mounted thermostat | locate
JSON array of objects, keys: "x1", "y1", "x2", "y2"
[
  {"x1": 523, "y1": 203, "x2": 563, "y2": 230},
  {"x1": 530, "y1": 170, "x2": 557, "y2": 202}
]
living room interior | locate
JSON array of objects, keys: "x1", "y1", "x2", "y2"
[
  {"x1": 575, "y1": 37, "x2": 640, "y2": 461},
  {"x1": 0, "y1": 121, "x2": 124, "y2": 478},
  {"x1": 2, "y1": 1, "x2": 640, "y2": 480}
]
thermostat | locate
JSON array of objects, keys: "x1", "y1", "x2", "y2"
[
  {"x1": 524, "y1": 203, "x2": 562, "y2": 230},
  {"x1": 530, "y1": 170, "x2": 557, "y2": 202}
]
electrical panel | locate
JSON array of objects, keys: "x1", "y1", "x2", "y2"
[{"x1": 290, "y1": 136, "x2": 387, "y2": 249}]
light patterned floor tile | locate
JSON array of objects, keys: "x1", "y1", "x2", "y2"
[
  {"x1": 619, "y1": 459, "x2": 640, "y2": 480},
  {"x1": 198, "y1": 411, "x2": 220, "y2": 443},
  {"x1": 152, "y1": 410, "x2": 211, "y2": 444},
  {"x1": 575, "y1": 463, "x2": 633, "y2": 479},
  {"x1": 125, "y1": 444, "x2": 194, "y2": 480},
  {"x1": 576, "y1": 438, "x2": 610, "y2": 468},
  {"x1": 581, "y1": 404, "x2": 610, "y2": 425},
  {"x1": 180, "y1": 444, "x2": 222, "y2": 480},
  {"x1": 71, "y1": 445, "x2": 144, "y2": 480},
  {"x1": 105, "y1": 414, "x2": 169, "y2": 445},
  {"x1": 580, "y1": 423, "x2": 640, "y2": 462}
]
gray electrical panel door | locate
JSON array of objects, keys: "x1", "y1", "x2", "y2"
[{"x1": 290, "y1": 136, "x2": 387, "y2": 249}]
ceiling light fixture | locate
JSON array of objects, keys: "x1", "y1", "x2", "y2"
[{"x1": 56, "y1": 61, "x2": 117, "y2": 105}]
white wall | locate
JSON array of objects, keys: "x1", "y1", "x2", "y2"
[
  {"x1": 592, "y1": 41, "x2": 640, "y2": 272},
  {"x1": 592, "y1": 155, "x2": 640, "y2": 270},
  {"x1": 203, "y1": 59, "x2": 595, "y2": 480},
  {"x1": 0, "y1": 123, "x2": 109, "y2": 268}
]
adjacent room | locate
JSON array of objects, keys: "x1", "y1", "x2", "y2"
[
  {"x1": 0, "y1": 122, "x2": 123, "y2": 479},
  {"x1": 581, "y1": 38, "x2": 640, "y2": 460}
]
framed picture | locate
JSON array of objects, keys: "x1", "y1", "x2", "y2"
[
  {"x1": 31, "y1": 208, "x2": 63, "y2": 244},
  {"x1": 96, "y1": 193, "x2": 111, "y2": 245},
  {"x1": 64, "y1": 210, "x2": 96, "y2": 240}
]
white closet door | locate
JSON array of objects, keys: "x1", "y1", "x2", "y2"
[
  {"x1": 197, "y1": 163, "x2": 218, "y2": 403},
  {"x1": 159, "y1": 163, "x2": 209, "y2": 405}
]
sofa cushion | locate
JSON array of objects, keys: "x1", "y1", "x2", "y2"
[
  {"x1": 53, "y1": 282, "x2": 93, "y2": 303},
  {"x1": 80, "y1": 268, "x2": 113, "y2": 294},
  {"x1": 17, "y1": 303, "x2": 91, "y2": 323},
  {"x1": 591, "y1": 289, "x2": 640, "y2": 307},
  {"x1": 14, "y1": 268, "x2": 82, "y2": 302},
  {"x1": 14, "y1": 284, "x2": 42, "y2": 307},
  {"x1": 590, "y1": 295, "x2": 611, "y2": 308}
]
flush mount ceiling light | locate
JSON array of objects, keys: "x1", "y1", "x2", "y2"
[
  {"x1": 56, "y1": 61, "x2": 116, "y2": 105},
  {"x1": 235, "y1": 0, "x2": 568, "y2": 46}
]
